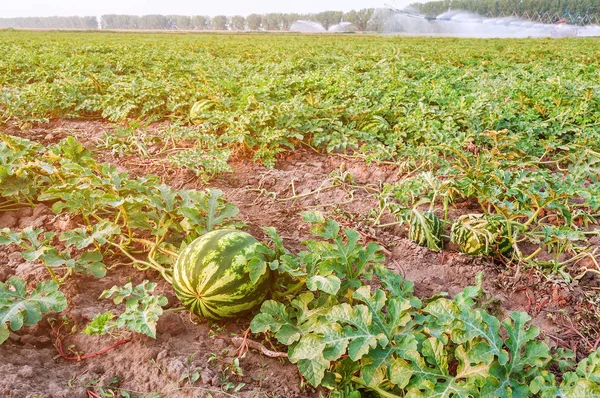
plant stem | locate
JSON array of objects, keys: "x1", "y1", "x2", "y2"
[
  {"x1": 44, "y1": 265, "x2": 61, "y2": 284},
  {"x1": 56, "y1": 337, "x2": 129, "y2": 361},
  {"x1": 133, "y1": 238, "x2": 179, "y2": 257},
  {"x1": 272, "y1": 280, "x2": 305, "y2": 300},
  {"x1": 377, "y1": 220, "x2": 405, "y2": 228},
  {"x1": 521, "y1": 247, "x2": 542, "y2": 262},
  {"x1": 279, "y1": 180, "x2": 334, "y2": 201},
  {"x1": 163, "y1": 306, "x2": 186, "y2": 313},
  {"x1": 106, "y1": 241, "x2": 173, "y2": 284}
]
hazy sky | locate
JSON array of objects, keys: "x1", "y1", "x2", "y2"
[{"x1": 0, "y1": 0, "x2": 416, "y2": 18}]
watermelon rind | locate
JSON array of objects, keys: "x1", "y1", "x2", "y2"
[
  {"x1": 408, "y1": 210, "x2": 443, "y2": 252},
  {"x1": 450, "y1": 214, "x2": 512, "y2": 256},
  {"x1": 172, "y1": 230, "x2": 271, "y2": 320}
]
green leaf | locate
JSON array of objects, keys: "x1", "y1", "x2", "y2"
[
  {"x1": 453, "y1": 308, "x2": 508, "y2": 366},
  {"x1": 327, "y1": 304, "x2": 380, "y2": 361},
  {"x1": 389, "y1": 357, "x2": 413, "y2": 389},
  {"x1": 377, "y1": 266, "x2": 416, "y2": 300},
  {"x1": 247, "y1": 255, "x2": 267, "y2": 284},
  {"x1": 306, "y1": 275, "x2": 341, "y2": 295},
  {"x1": 59, "y1": 221, "x2": 120, "y2": 249},
  {"x1": 154, "y1": 184, "x2": 178, "y2": 212},
  {"x1": 179, "y1": 188, "x2": 239, "y2": 234},
  {"x1": 250, "y1": 301, "x2": 288, "y2": 332},
  {"x1": 0, "y1": 277, "x2": 67, "y2": 344},
  {"x1": 22, "y1": 246, "x2": 51, "y2": 262},
  {"x1": 575, "y1": 348, "x2": 600, "y2": 383},
  {"x1": 41, "y1": 249, "x2": 67, "y2": 267},
  {"x1": 76, "y1": 251, "x2": 106, "y2": 278},
  {"x1": 297, "y1": 356, "x2": 330, "y2": 387},
  {"x1": 503, "y1": 312, "x2": 543, "y2": 374},
  {"x1": 98, "y1": 281, "x2": 167, "y2": 339},
  {"x1": 116, "y1": 294, "x2": 166, "y2": 339},
  {"x1": 0, "y1": 228, "x2": 23, "y2": 246},
  {"x1": 83, "y1": 312, "x2": 116, "y2": 335}
]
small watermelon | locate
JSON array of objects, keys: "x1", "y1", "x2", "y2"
[
  {"x1": 172, "y1": 230, "x2": 271, "y2": 320},
  {"x1": 408, "y1": 210, "x2": 443, "y2": 252},
  {"x1": 189, "y1": 99, "x2": 215, "y2": 124},
  {"x1": 450, "y1": 214, "x2": 511, "y2": 256}
]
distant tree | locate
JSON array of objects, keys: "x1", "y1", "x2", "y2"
[
  {"x1": 138, "y1": 15, "x2": 168, "y2": 30},
  {"x1": 230, "y1": 15, "x2": 246, "y2": 30},
  {"x1": 84, "y1": 17, "x2": 99, "y2": 29},
  {"x1": 314, "y1": 11, "x2": 343, "y2": 30},
  {"x1": 282, "y1": 13, "x2": 300, "y2": 30},
  {"x1": 344, "y1": 8, "x2": 374, "y2": 31},
  {"x1": 101, "y1": 14, "x2": 139, "y2": 29},
  {"x1": 0, "y1": 16, "x2": 99, "y2": 29},
  {"x1": 191, "y1": 15, "x2": 210, "y2": 30},
  {"x1": 212, "y1": 15, "x2": 228, "y2": 30},
  {"x1": 168, "y1": 15, "x2": 193, "y2": 30},
  {"x1": 263, "y1": 13, "x2": 283, "y2": 30},
  {"x1": 247, "y1": 13, "x2": 262, "y2": 30}
]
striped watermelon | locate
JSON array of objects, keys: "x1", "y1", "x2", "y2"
[
  {"x1": 189, "y1": 99, "x2": 215, "y2": 124},
  {"x1": 172, "y1": 230, "x2": 271, "y2": 320},
  {"x1": 408, "y1": 210, "x2": 443, "y2": 252},
  {"x1": 450, "y1": 214, "x2": 511, "y2": 256}
]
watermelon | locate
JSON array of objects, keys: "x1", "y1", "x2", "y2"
[
  {"x1": 408, "y1": 210, "x2": 443, "y2": 252},
  {"x1": 189, "y1": 99, "x2": 215, "y2": 124},
  {"x1": 450, "y1": 214, "x2": 511, "y2": 256},
  {"x1": 172, "y1": 230, "x2": 271, "y2": 320}
]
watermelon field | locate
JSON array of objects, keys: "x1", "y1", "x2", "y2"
[{"x1": 1, "y1": 30, "x2": 600, "y2": 397}]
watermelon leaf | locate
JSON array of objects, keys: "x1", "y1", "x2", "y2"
[
  {"x1": 179, "y1": 188, "x2": 239, "y2": 235},
  {"x1": 0, "y1": 228, "x2": 23, "y2": 246},
  {"x1": 83, "y1": 311, "x2": 117, "y2": 336},
  {"x1": 306, "y1": 275, "x2": 341, "y2": 295},
  {"x1": 298, "y1": 357, "x2": 330, "y2": 387},
  {"x1": 247, "y1": 255, "x2": 268, "y2": 284},
  {"x1": 94, "y1": 281, "x2": 168, "y2": 339},
  {"x1": 60, "y1": 220, "x2": 120, "y2": 250},
  {"x1": 0, "y1": 277, "x2": 67, "y2": 344}
]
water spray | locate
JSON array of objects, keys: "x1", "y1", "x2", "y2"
[{"x1": 385, "y1": 3, "x2": 600, "y2": 37}]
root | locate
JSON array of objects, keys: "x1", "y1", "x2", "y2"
[
  {"x1": 51, "y1": 321, "x2": 129, "y2": 361},
  {"x1": 231, "y1": 328, "x2": 287, "y2": 358}
]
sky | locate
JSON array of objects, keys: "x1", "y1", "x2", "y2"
[{"x1": 0, "y1": 0, "x2": 417, "y2": 18}]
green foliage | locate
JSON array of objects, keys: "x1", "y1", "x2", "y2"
[
  {"x1": 0, "y1": 134, "x2": 241, "y2": 283},
  {"x1": 0, "y1": 276, "x2": 67, "y2": 344},
  {"x1": 85, "y1": 281, "x2": 167, "y2": 339},
  {"x1": 1, "y1": 35, "x2": 598, "y2": 276},
  {"x1": 252, "y1": 221, "x2": 600, "y2": 396},
  {"x1": 264, "y1": 211, "x2": 384, "y2": 299}
]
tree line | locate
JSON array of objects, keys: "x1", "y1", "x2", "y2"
[
  {"x1": 0, "y1": 16, "x2": 98, "y2": 29},
  {"x1": 410, "y1": 0, "x2": 600, "y2": 18},
  {"x1": 99, "y1": 9, "x2": 379, "y2": 31},
  {"x1": 0, "y1": 9, "x2": 378, "y2": 31}
]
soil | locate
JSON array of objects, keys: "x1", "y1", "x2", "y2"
[{"x1": 1, "y1": 120, "x2": 599, "y2": 397}]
